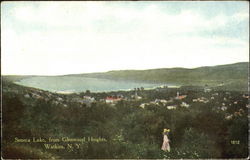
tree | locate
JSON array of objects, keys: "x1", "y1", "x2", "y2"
[
  {"x1": 86, "y1": 90, "x2": 91, "y2": 95},
  {"x1": 178, "y1": 128, "x2": 220, "y2": 158}
]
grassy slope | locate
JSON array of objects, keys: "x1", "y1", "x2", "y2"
[
  {"x1": 73, "y1": 62, "x2": 248, "y2": 90},
  {"x1": 3, "y1": 62, "x2": 248, "y2": 91},
  {"x1": 2, "y1": 75, "x2": 35, "y2": 82}
]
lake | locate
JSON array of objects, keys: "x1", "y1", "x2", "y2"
[{"x1": 15, "y1": 76, "x2": 167, "y2": 93}]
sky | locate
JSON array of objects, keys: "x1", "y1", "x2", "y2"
[{"x1": 1, "y1": 1, "x2": 249, "y2": 75}]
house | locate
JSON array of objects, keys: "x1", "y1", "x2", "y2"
[
  {"x1": 57, "y1": 97, "x2": 63, "y2": 102},
  {"x1": 154, "y1": 99, "x2": 168, "y2": 105},
  {"x1": 204, "y1": 87, "x2": 211, "y2": 93},
  {"x1": 192, "y1": 97, "x2": 209, "y2": 103},
  {"x1": 225, "y1": 114, "x2": 233, "y2": 120},
  {"x1": 83, "y1": 96, "x2": 95, "y2": 101},
  {"x1": 106, "y1": 96, "x2": 122, "y2": 104},
  {"x1": 221, "y1": 106, "x2": 227, "y2": 111},
  {"x1": 242, "y1": 94, "x2": 249, "y2": 99},
  {"x1": 24, "y1": 94, "x2": 30, "y2": 98},
  {"x1": 167, "y1": 105, "x2": 177, "y2": 110},
  {"x1": 180, "y1": 102, "x2": 190, "y2": 108},
  {"x1": 73, "y1": 96, "x2": 95, "y2": 107},
  {"x1": 193, "y1": 99, "x2": 198, "y2": 102},
  {"x1": 131, "y1": 91, "x2": 142, "y2": 100},
  {"x1": 140, "y1": 103, "x2": 147, "y2": 108},
  {"x1": 175, "y1": 92, "x2": 187, "y2": 100},
  {"x1": 82, "y1": 96, "x2": 95, "y2": 106},
  {"x1": 135, "y1": 95, "x2": 142, "y2": 100},
  {"x1": 140, "y1": 99, "x2": 170, "y2": 108}
]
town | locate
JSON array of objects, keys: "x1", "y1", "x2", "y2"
[
  {"x1": 4, "y1": 81, "x2": 249, "y2": 121},
  {"x1": 2, "y1": 80, "x2": 248, "y2": 159}
]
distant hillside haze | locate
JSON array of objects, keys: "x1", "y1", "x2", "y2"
[
  {"x1": 72, "y1": 62, "x2": 248, "y2": 89},
  {"x1": 3, "y1": 62, "x2": 248, "y2": 91},
  {"x1": 71, "y1": 62, "x2": 247, "y2": 80}
]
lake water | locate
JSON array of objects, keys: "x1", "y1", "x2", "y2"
[{"x1": 15, "y1": 76, "x2": 166, "y2": 93}]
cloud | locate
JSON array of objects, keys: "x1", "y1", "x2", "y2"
[
  {"x1": 232, "y1": 12, "x2": 249, "y2": 22},
  {"x1": 1, "y1": 2, "x2": 249, "y2": 75},
  {"x1": 4, "y1": 3, "x2": 233, "y2": 33}
]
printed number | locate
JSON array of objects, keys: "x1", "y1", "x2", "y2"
[{"x1": 231, "y1": 140, "x2": 240, "y2": 144}]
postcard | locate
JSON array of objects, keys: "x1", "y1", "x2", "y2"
[{"x1": 1, "y1": 1, "x2": 249, "y2": 159}]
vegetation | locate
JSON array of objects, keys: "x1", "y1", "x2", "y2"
[
  {"x1": 3, "y1": 62, "x2": 248, "y2": 91},
  {"x1": 80, "y1": 62, "x2": 248, "y2": 90},
  {"x1": 2, "y1": 79, "x2": 248, "y2": 159}
]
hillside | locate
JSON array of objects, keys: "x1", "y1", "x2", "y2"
[
  {"x1": 2, "y1": 73, "x2": 248, "y2": 159},
  {"x1": 2, "y1": 75, "x2": 36, "y2": 82},
  {"x1": 3, "y1": 62, "x2": 248, "y2": 91},
  {"x1": 70, "y1": 62, "x2": 249, "y2": 91}
]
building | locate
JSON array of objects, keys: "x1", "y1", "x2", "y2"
[
  {"x1": 140, "y1": 103, "x2": 147, "y2": 108},
  {"x1": 131, "y1": 91, "x2": 142, "y2": 100},
  {"x1": 204, "y1": 88, "x2": 212, "y2": 92},
  {"x1": 192, "y1": 97, "x2": 209, "y2": 103},
  {"x1": 73, "y1": 96, "x2": 95, "y2": 107},
  {"x1": 175, "y1": 92, "x2": 187, "y2": 100},
  {"x1": 242, "y1": 94, "x2": 249, "y2": 99},
  {"x1": 83, "y1": 96, "x2": 95, "y2": 101},
  {"x1": 106, "y1": 96, "x2": 122, "y2": 104},
  {"x1": 180, "y1": 102, "x2": 190, "y2": 108},
  {"x1": 167, "y1": 105, "x2": 177, "y2": 110},
  {"x1": 82, "y1": 96, "x2": 95, "y2": 106},
  {"x1": 221, "y1": 106, "x2": 227, "y2": 111}
]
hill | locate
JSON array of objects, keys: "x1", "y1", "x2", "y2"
[
  {"x1": 69, "y1": 62, "x2": 249, "y2": 91},
  {"x1": 2, "y1": 70, "x2": 248, "y2": 159},
  {"x1": 3, "y1": 62, "x2": 248, "y2": 91}
]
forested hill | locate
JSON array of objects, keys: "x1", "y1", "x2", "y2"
[
  {"x1": 3, "y1": 62, "x2": 248, "y2": 91},
  {"x1": 70, "y1": 62, "x2": 248, "y2": 90},
  {"x1": 2, "y1": 67, "x2": 249, "y2": 159},
  {"x1": 81, "y1": 62, "x2": 248, "y2": 82}
]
